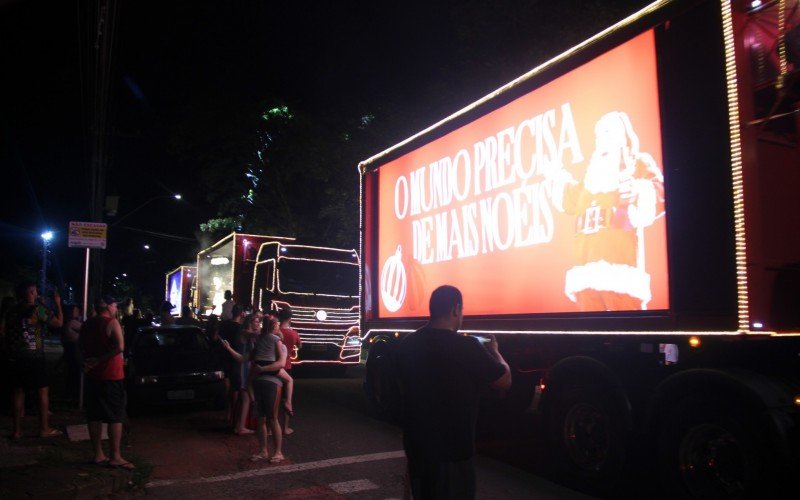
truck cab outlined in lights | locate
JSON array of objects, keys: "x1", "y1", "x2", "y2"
[{"x1": 251, "y1": 242, "x2": 361, "y2": 365}]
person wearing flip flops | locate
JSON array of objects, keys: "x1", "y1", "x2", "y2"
[
  {"x1": 277, "y1": 307, "x2": 300, "y2": 434},
  {"x1": 248, "y1": 315, "x2": 288, "y2": 464},
  {"x1": 249, "y1": 316, "x2": 294, "y2": 417},
  {"x1": 221, "y1": 313, "x2": 260, "y2": 435},
  {"x1": 3, "y1": 282, "x2": 63, "y2": 440},
  {"x1": 80, "y1": 295, "x2": 135, "y2": 470}
]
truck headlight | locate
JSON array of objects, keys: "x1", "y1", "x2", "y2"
[{"x1": 316, "y1": 310, "x2": 328, "y2": 321}]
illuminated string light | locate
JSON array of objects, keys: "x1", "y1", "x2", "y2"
[
  {"x1": 777, "y1": 0, "x2": 788, "y2": 88},
  {"x1": 197, "y1": 232, "x2": 296, "y2": 315},
  {"x1": 361, "y1": 328, "x2": 771, "y2": 343},
  {"x1": 164, "y1": 265, "x2": 197, "y2": 311},
  {"x1": 197, "y1": 233, "x2": 235, "y2": 314},
  {"x1": 358, "y1": 1, "x2": 669, "y2": 170},
  {"x1": 358, "y1": 1, "x2": 670, "y2": 337},
  {"x1": 720, "y1": 0, "x2": 750, "y2": 333},
  {"x1": 249, "y1": 242, "x2": 362, "y2": 365},
  {"x1": 358, "y1": 166, "x2": 369, "y2": 332},
  {"x1": 358, "y1": 1, "x2": 777, "y2": 339},
  {"x1": 252, "y1": 243, "x2": 360, "y2": 301}
]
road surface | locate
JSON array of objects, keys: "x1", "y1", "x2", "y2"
[{"x1": 131, "y1": 365, "x2": 595, "y2": 499}]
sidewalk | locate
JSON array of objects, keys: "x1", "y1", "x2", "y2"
[
  {"x1": 0, "y1": 405, "x2": 144, "y2": 498},
  {"x1": 1, "y1": 340, "x2": 145, "y2": 498}
]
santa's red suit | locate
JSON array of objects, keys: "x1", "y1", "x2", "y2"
[{"x1": 563, "y1": 154, "x2": 664, "y2": 311}]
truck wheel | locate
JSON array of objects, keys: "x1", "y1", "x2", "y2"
[
  {"x1": 363, "y1": 343, "x2": 400, "y2": 422},
  {"x1": 547, "y1": 386, "x2": 628, "y2": 492},
  {"x1": 658, "y1": 402, "x2": 772, "y2": 499}
]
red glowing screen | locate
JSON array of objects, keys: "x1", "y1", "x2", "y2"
[{"x1": 374, "y1": 30, "x2": 668, "y2": 318}]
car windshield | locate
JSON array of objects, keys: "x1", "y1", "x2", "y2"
[
  {"x1": 277, "y1": 259, "x2": 358, "y2": 296},
  {"x1": 135, "y1": 329, "x2": 209, "y2": 351}
]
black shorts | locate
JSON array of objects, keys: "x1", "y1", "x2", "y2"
[
  {"x1": 85, "y1": 379, "x2": 127, "y2": 424},
  {"x1": 9, "y1": 356, "x2": 48, "y2": 390},
  {"x1": 251, "y1": 378, "x2": 282, "y2": 419},
  {"x1": 228, "y1": 366, "x2": 242, "y2": 391}
]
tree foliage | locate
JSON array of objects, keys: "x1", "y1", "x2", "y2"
[
  {"x1": 167, "y1": 0, "x2": 649, "y2": 252},
  {"x1": 169, "y1": 93, "x2": 376, "y2": 250}
]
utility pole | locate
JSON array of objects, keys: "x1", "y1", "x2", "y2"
[{"x1": 84, "y1": 0, "x2": 119, "y2": 303}]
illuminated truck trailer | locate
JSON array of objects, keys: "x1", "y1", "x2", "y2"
[
  {"x1": 252, "y1": 242, "x2": 361, "y2": 365},
  {"x1": 165, "y1": 265, "x2": 196, "y2": 316},
  {"x1": 196, "y1": 232, "x2": 295, "y2": 315},
  {"x1": 360, "y1": 0, "x2": 800, "y2": 497}
]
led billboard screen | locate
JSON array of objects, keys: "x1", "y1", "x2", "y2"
[
  {"x1": 167, "y1": 269, "x2": 183, "y2": 315},
  {"x1": 374, "y1": 30, "x2": 668, "y2": 318}
]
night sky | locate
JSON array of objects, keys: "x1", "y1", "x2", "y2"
[{"x1": 0, "y1": 0, "x2": 649, "y2": 304}]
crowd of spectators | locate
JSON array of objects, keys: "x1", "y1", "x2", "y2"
[{"x1": 1, "y1": 285, "x2": 298, "y2": 466}]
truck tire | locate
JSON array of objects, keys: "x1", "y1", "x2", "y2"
[
  {"x1": 657, "y1": 400, "x2": 773, "y2": 499},
  {"x1": 547, "y1": 386, "x2": 628, "y2": 492},
  {"x1": 363, "y1": 343, "x2": 400, "y2": 422}
]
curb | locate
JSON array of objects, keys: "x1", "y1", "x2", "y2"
[{"x1": 0, "y1": 459, "x2": 136, "y2": 499}]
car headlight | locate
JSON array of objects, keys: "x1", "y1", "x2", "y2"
[{"x1": 136, "y1": 375, "x2": 159, "y2": 385}]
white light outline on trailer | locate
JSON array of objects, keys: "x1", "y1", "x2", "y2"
[
  {"x1": 361, "y1": 329, "x2": 796, "y2": 342},
  {"x1": 356, "y1": 0, "x2": 793, "y2": 337},
  {"x1": 357, "y1": 0, "x2": 671, "y2": 171},
  {"x1": 252, "y1": 242, "x2": 360, "y2": 304},
  {"x1": 357, "y1": 1, "x2": 671, "y2": 336},
  {"x1": 164, "y1": 265, "x2": 197, "y2": 315},
  {"x1": 198, "y1": 233, "x2": 295, "y2": 315},
  {"x1": 719, "y1": 0, "x2": 749, "y2": 333}
]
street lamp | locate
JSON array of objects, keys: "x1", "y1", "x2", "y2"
[{"x1": 40, "y1": 230, "x2": 53, "y2": 295}]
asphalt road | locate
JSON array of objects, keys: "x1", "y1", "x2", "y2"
[{"x1": 130, "y1": 364, "x2": 596, "y2": 499}]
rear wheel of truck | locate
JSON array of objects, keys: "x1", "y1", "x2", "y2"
[
  {"x1": 657, "y1": 401, "x2": 773, "y2": 499},
  {"x1": 363, "y1": 342, "x2": 400, "y2": 422},
  {"x1": 547, "y1": 386, "x2": 628, "y2": 492}
]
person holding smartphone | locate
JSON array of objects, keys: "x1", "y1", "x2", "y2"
[
  {"x1": 4, "y1": 282, "x2": 63, "y2": 439},
  {"x1": 395, "y1": 285, "x2": 511, "y2": 499}
]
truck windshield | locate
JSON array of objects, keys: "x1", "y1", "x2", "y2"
[{"x1": 278, "y1": 259, "x2": 358, "y2": 296}]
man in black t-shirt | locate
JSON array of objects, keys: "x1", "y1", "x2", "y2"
[
  {"x1": 217, "y1": 304, "x2": 243, "y2": 425},
  {"x1": 396, "y1": 285, "x2": 511, "y2": 499}
]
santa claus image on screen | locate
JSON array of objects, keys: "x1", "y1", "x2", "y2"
[{"x1": 559, "y1": 111, "x2": 664, "y2": 311}]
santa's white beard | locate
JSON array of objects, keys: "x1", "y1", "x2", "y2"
[{"x1": 583, "y1": 152, "x2": 624, "y2": 193}]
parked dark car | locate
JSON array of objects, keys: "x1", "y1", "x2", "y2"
[{"x1": 125, "y1": 325, "x2": 225, "y2": 409}]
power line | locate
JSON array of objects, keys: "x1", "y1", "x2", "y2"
[{"x1": 115, "y1": 225, "x2": 196, "y2": 243}]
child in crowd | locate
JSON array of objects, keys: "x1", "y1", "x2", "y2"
[{"x1": 248, "y1": 316, "x2": 294, "y2": 416}]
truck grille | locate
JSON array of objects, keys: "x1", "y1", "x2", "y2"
[{"x1": 291, "y1": 307, "x2": 359, "y2": 343}]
